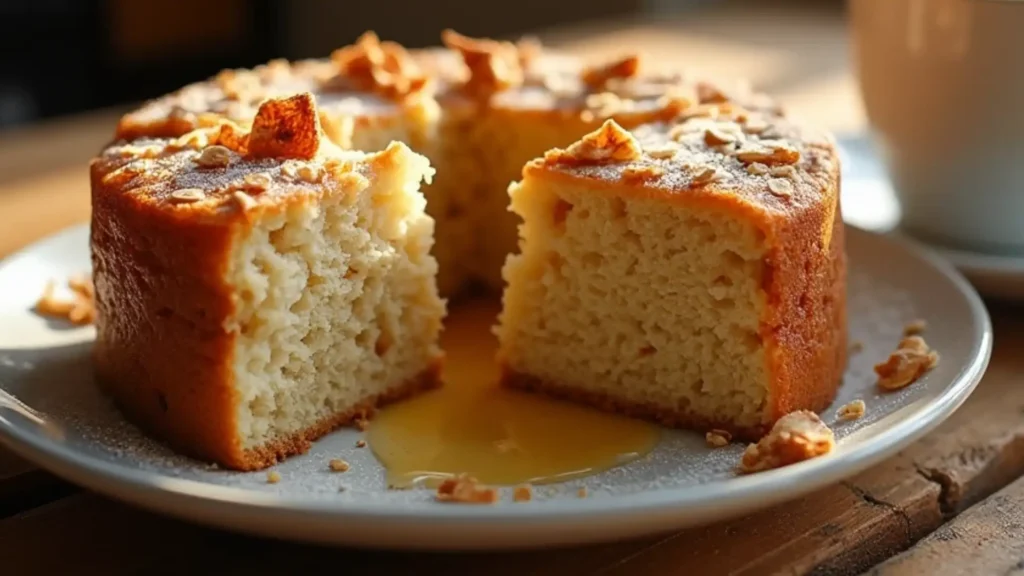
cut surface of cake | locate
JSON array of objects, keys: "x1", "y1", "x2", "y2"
[
  {"x1": 90, "y1": 94, "x2": 445, "y2": 470},
  {"x1": 496, "y1": 113, "x2": 847, "y2": 440}
]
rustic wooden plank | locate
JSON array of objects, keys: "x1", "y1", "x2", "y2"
[
  {"x1": 864, "y1": 474, "x2": 1024, "y2": 576},
  {"x1": 0, "y1": 492, "x2": 671, "y2": 576}
]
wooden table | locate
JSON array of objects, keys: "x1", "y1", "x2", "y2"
[{"x1": 4, "y1": 3, "x2": 1024, "y2": 574}]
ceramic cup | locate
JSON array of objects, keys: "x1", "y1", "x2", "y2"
[{"x1": 849, "y1": 0, "x2": 1024, "y2": 254}]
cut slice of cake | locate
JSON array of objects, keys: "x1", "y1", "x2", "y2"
[
  {"x1": 90, "y1": 94, "x2": 445, "y2": 470},
  {"x1": 496, "y1": 114, "x2": 846, "y2": 440}
]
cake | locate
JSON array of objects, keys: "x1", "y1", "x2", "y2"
[
  {"x1": 89, "y1": 93, "x2": 445, "y2": 470},
  {"x1": 92, "y1": 29, "x2": 848, "y2": 468},
  {"x1": 495, "y1": 111, "x2": 847, "y2": 440},
  {"x1": 114, "y1": 30, "x2": 774, "y2": 298}
]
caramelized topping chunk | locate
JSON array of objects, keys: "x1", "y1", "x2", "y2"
[
  {"x1": 739, "y1": 410, "x2": 835, "y2": 474},
  {"x1": 331, "y1": 31, "x2": 429, "y2": 100},
  {"x1": 875, "y1": 336, "x2": 940, "y2": 391},
  {"x1": 247, "y1": 93, "x2": 321, "y2": 160},
  {"x1": 837, "y1": 400, "x2": 866, "y2": 421},
  {"x1": 581, "y1": 55, "x2": 641, "y2": 89},
  {"x1": 544, "y1": 119, "x2": 642, "y2": 165},
  {"x1": 441, "y1": 29, "x2": 524, "y2": 95}
]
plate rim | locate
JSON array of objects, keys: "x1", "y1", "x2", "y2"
[{"x1": 0, "y1": 223, "x2": 994, "y2": 547}]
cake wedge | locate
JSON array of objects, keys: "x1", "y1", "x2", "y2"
[
  {"x1": 90, "y1": 93, "x2": 445, "y2": 470},
  {"x1": 496, "y1": 113, "x2": 846, "y2": 440}
]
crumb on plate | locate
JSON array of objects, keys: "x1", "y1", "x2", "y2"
[
  {"x1": 34, "y1": 274, "x2": 95, "y2": 325},
  {"x1": 837, "y1": 399, "x2": 866, "y2": 421},
  {"x1": 435, "y1": 474, "x2": 499, "y2": 504},
  {"x1": 739, "y1": 410, "x2": 835, "y2": 474},
  {"x1": 706, "y1": 429, "x2": 732, "y2": 448},
  {"x1": 513, "y1": 484, "x2": 533, "y2": 502},
  {"x1": 875, "y1": 335, "x2": 939, "y2": 391}
]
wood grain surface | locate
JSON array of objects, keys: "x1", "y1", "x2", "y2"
[{"x1": 3, "y1": 2, "x2": 1023, "y2": 574}]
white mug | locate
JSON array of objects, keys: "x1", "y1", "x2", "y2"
[{"x1": 849, "y1": 0, "x2": 1024, "y2": 253}]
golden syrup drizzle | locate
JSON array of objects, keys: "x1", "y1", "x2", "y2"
[{"x1": 367, "y1": 299, "x2": 660, "y2": 488}]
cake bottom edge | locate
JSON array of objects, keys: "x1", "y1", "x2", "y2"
[
  {"x1": 100, "y1": 359, "x2": 443, "y2": 472},
  {"x1": 237, "y1": 360, "x2": 444, "y2": 471},
  {"x1": 500, "y1": 367, "x2": 835, "y2": 443}
]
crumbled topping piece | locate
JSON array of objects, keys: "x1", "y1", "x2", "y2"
[
  {"x1": 837, "y1": 400, "x2": 866, "y2": 421},
  {"x1": 770, "y1": 165, "x2": 797, "y2": 179},
  {"x1": 875, "y1": 336, "x2": 940, "y2": 391},
  {"x1": 577, "y1": 486, "x2": 588, "y2": 498},
  {"x1": 706, "y1": 429, "x2": 733, "y2": 448},
  {"x1": 691, "y1": 166, "x2": 722, "y2": 186},
  {"x1": 742, "y1": 115, "x2": 772, "y2": 135},
  {"x1": 581, "y1": 54, "x2": 641, "y2": 89},
  {"x1": 267, "y1": 470, "x2": 281, "y2": 484},
  {"x1": 331, "y1": 31, "x2": 428, "y2": 100},
  {"x1": 544, "y1": 119, "x2": 642, "y2": 165},
  {"x1": 442, "y1": 29, "x2": 523, "y2": 96},
  {"x1": 739, "y1": 410, "x2": 835, "y2": 474},
  {"x1": 704, "y1": 126, "x2": 739, "y2": 147},
  {"x1": 746, "y1": 162, "x2": 769, "y2": 176},
  {"x1": 247, "y1": 93, "x2": 321, "y2": 160},
  {"x1": 169, "y1": 188, "x2": 206, "y2": 204},
  {"x1": 355, "y1": 439, "x2": 366, "y2": 448},
  {"x1": 240, "y1": 173, "x2": 272, "y2": 194},
  {"x1": 435, "y1": 475, "x2": 499, "y2": 504},
  {"x1": 850, "y1": 341, "x2": 864, "y2": 354},
  {"x1": 903, "y1": 319, "x2": 927, "y2": 336},
  {"x1": 622, "y1": 164, "x2": 664, "y2": 183},
  {"x1": 645, "y1": 144, "x2": 678, "y2": 160},
  {"x1": 515, "y1": 35, "x2": 542, "y2": 67},
  {"x1": 513, "y1": 484, "x2": 533, "y2": 502},
  {"x1": 582, "y1": 91, "x2": 636, "y2": 121},
  {"x1": 232, "y1": 191, "x2": 256, "y2": 211},
  {"x1": 329, "y1": 459, "x2": 350, "y2": 472},
  {"x1": 193, "y1": 145, "x2": 231, "y2": 168},
  {"x1": 34, "y1": 275, "x2": 95, "y2": 326},
  {"x1": 767, "y1": 178, "x2": 794, "y2": 198},
  {"x1": 734, "y1": 142, "x2": 800, "y2": 166}
]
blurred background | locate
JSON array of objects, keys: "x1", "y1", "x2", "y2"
[{"x1": 0, "y1": 0, "x2": 835, "y2": 131}]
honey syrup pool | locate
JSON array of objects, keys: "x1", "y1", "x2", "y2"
[{"x1": 366, "y1": 299, "x2": 661, "y2": 488}]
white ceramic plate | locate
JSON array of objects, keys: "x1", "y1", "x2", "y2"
[
  {"x1": 838, "y1": 133, "x2": 1024, "y2": 302},
  {"x1": 0, "y1": 223, "x2": 991, "y2": 550}
]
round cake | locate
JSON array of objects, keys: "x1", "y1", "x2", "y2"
[{"x1": 92, "y1": 30, "x2": 847, "y2": 469}]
